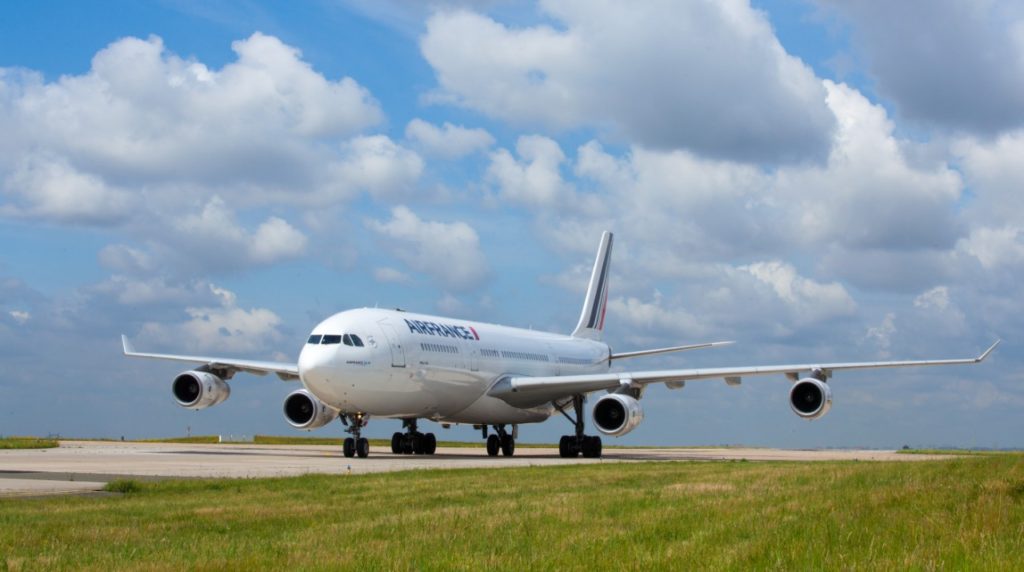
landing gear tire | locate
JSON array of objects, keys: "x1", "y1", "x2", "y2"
[
  {"x1": 500, "y1": 434, "x2": 515, "y2": 456},
  {"x1": 391, "y1": 432, "x2": 403, "y2": 454},
  {"x1": 581, "y1": 435, "x2": 602, "y2": 458},
  {"x1": 343, "y1": 437, "x2": 356, "y2": 458},
  {"x1": 413, "y1": 434, "x2": 426, "y2": 455},
  {"x1": 486, "y1": 434, "x2": 500, "y2": 456},
  {"x1": 356, "y1": 437, "x2": 369, "y2": 458},
  {"x1": 559, "y1": 435, "x2": 577, "y2": 458},
  {"x1": 423, "y1": 433, "x2": 437, "y2": 455}
]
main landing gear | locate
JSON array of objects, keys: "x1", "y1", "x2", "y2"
[
  {"x1": 557, "y1": 395, "x2": 602, "y2": 458},
  {"x1": 391, "y1": 419, "x2": 437, "y2": 455},
  {"x1": 341, "y1": 413, "x2": 370, "y2": 458},
  {"x1": 481, "y1": 424, "x2": 516, "y2": 456}
]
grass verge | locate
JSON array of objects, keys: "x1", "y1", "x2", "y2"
[
  {"x1": 0, "y1": 436, "x2": 59, "y2": 450},
  {"x1": 2, "y1": 455, "x2": 1024, "y2": 569}
]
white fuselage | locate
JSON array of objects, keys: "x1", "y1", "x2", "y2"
[{"x1": 297, "y1": 308, "x2": 609, "y2": 425}]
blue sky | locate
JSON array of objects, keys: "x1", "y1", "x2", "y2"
[{"x1": 2, "y1": 0, "x2": 1023, "y2": 448}]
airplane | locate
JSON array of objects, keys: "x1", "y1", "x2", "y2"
[{"x1": 122, "y1": 231, "x2": 999, "y2": 459}]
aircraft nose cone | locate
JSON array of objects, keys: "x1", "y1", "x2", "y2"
[{"x1": 298, "y1": 346, "x2": 329, "y2": 383}]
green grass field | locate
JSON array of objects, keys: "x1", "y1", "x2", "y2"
[
  {"x1": 0, "y1": 436, "x2": 58, "y2": 450},
  {"x1": 3, "y1": 455, "x2": 1024, "y2": 569}
]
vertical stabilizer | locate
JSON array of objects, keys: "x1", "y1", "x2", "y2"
[{"x1": 572, "y1": 231, "x2": 613, "y2": 340}]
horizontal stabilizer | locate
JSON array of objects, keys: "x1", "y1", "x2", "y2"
[{"x1": 609, "y1": 341, "x2": 733, "y2": 361}]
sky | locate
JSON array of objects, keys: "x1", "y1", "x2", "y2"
[{"x1": 1, "y1": 0, "x2": 1022, "y2": 448}]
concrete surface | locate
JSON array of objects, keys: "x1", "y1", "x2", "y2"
[{"x1": 0, "y1": 440, "x2": 951, "y2": 497}]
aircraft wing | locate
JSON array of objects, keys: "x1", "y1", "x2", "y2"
[
  {"x1": 488, "y1": 341, "x2": 1000, "y2": 408},
  {"x1": 121, "y1": 335, "x2": 300, "y2": 381}
]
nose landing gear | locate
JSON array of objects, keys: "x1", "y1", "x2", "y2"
[{"x1": 341, "y1": 413, "x2": 370, "y2": 458}]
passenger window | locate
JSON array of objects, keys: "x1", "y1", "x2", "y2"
[
  {"x1": 307, "y1": 335, "x2": 322, "y2": 344},
  {"x1": 321, "y1": 335, "x2": 342, "y2": 345},
  {"x1": 351, "y1": 335, "x2": 364, "y2": 347}
]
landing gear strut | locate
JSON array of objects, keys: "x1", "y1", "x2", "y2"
[
  {"x1": 484, "y1": 424, "x2": 515, "y2": 457},
  {"x1": 558, "y1": 395, "x2": 602, "y2": 458},
  {"x1": 342, "y1": 413, "x2": 370, "y2": 458},
  {"x1": 391, "y1": 419, "x2": 437, "y2": 455}
]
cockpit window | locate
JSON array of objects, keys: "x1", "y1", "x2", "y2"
[
  {"x1": 307, "y1": 334, "x2": 322, "y2": 344},
  {"x1": 343, "y1": 334, "x2": 353, "y2": 347},
  {"x1": 321, "y1": 334, "x2": 342, "y2": 345},
  {"x1": 351, "y1": 335, "x2": 364, "y2": 347}
]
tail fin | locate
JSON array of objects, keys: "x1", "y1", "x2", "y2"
[{"x1": 572, "y1": 231, "x2": 613, "y2": 340}]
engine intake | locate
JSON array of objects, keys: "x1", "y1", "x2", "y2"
[
  {"x1": 283, "y1": 389, "x2": 339, "y2": 430},
  {"x1": 592, "y1": 393, "x2": 644, "y2": 436},
  {"x1": 789, "y1": 378, "x2": 833, "y2": 420},
  {"x1": 172, "y1": 371, "x2": 230, "y2": 410}
]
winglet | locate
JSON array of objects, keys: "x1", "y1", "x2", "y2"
[
  {"x1": 121, "y1": 334, "x2": 135, "y2": 355},
  {"x1": 976, "y1": 340, "x2": 1000, "y2": 362}
]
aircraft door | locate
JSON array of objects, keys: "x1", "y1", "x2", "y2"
[{"x1": 379, "y1": 322, "x2": 406, "y2": 368}]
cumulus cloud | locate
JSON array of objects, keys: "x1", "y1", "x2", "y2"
[
  {"x1": 486, "y1": 135, "x2": 573, "y2": 207},
  {"x1": 913, "y1": 286, "x2": 951, "y2": 311},
  {"x1": 366, "y1": 206, "x2": 488, "y2": 291},
  {"x1": 957, "y1": 226, "x2": 1024, "y2": 270},
  {"x1": 405, "y1": 118, "x2": 495, "y2": 159},
  {"x1": 421, "y1": 0, "x2": 835, "y2": 162},
  {"x1": 137, "y1": 284, "x2": 285, "y2": 353},
  {"x1": 171, "y1": 197, "x2": 308, "y2": 267},
  {"x1": 819, "y1": 0, "x2": 1024, "y2": 134},
  {"x1": 741, "y1": 261, "x2": 856, "y2": 323},
  {"x1": 774, "y1": 81, "x2": 963, "y2": 252},
  {"x1": 8, "y1": 310, "x2": 30, "y2": 325},
  {"x1": 0, "y1": 33, "x2": 426, "y2": 276},
  {"x1": 373, "y1": 267, "x2": 411, "y2": 284}
]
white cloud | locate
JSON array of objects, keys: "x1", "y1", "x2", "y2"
[
  {"x1": 774, "y1": 81, "x2": 963, "y2": 252},
  {"x1": 913, "y1": 286, "x2": 950, "y2": 311},
  {"x1": 486, "y1": 135, "x2": 573, "y2": 207},
  {"x1": 0, "y1": 33, "x2": 421, "y2": 278},
  {"x1": 957, "y1": 226, "x2": 1024, "y2": 270},
  {"x1": 138, "y1": 284, "x2": 284, "y2": 353},
  {"x1": 322, "y1": 135, "x2": 424, "y2": 200},
  {"x1": 405, "y1": 118, "x2": 494, "y2": 159},
  {"x1": 1, "y1": 155, "x2": 134, "y2": 224},
  {"x1": 171, "y1": 197, "x2": 308, "y2": 267},
  {"x1": 741, "y1": 261, "x2": 856, "y2": 322},
  {"x1": 366, "y1": 206, "x2": 488, "y2": 291},
  {"x1": 8, "y1": 310, "x2": 30, "y2": 325},
  {"x1": 373, "y1": 267, "x2": 411, "y2": 284},
  {"x1": 864, "y1": 313, "x2": 897, "y2": 357},
  {"x1": 606, "y1": 290, "x2": 705, "y2": 339},
  {"x1": 421, "y1": 0, "x2": 835, "y2": 162}
]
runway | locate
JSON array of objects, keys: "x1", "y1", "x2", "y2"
[{"x1": 0, "y1": 440, "x2": 952, "y2": 497}]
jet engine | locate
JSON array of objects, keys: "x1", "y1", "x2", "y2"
[
  {"x1": 789, "y1": 378, "x2": 833, "y2": 420},
  {"x1": 172, "y1": 370, "x2": 230, "y2": 410},
  {"x1": 283, "y1": 389, "x2": 339, "y2": 430},
  {"x1": 592, "y1": 393, "x2": 644, "y2": 436}
]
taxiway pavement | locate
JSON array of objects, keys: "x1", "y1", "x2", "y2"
[{"x1": 0, "y1": 440, "x2": 951, "y2": 497}]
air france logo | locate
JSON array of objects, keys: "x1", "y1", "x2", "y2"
[{"x1": 405, "y1": 319, "x2": 479, "y2": 341}]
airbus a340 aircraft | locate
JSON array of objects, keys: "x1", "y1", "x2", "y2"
[{"x1": 123, "y1": 232, "x2": 998, "y2": 459}]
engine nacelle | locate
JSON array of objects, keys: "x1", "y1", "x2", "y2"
[
  {"x1": 172, "y1": 370, "x2": 230, "y2": 410},
  {"x1": 789, "y1": 378, "x2": 833, "y2": 420},
  {"x1": 592, "y1": 393, "x2": 644, "y2": 436},
  {"x1": 283, "y1": 389, "x2": 339, "y2": 430}
]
